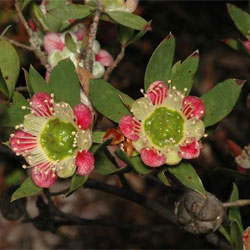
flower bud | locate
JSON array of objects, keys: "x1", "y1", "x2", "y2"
[{"x1": 175, "y1": 190, "x2": 224, "y2": 234}]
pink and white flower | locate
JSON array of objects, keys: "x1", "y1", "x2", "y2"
[
  {"x1": 10, "y1": 92, "x2": 94, "y2": 188},
  {"x1": 119, "y1": 81, "x2": 206, "y2": 167}
]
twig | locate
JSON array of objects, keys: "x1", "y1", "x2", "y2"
[
  {"x1": 16, "y1": 86, "x2": 28, "y2": 92},
  {"x1": 85, "y1": 0, "x2": 103, "y2": 71},
  {"x1": 223, "y1": 199, "x2": 250, "y2": 208},
  {"x1": 4, "y1": 38, "x2": 33, "y2": 51},
  {"x1": 103, "y1": 45, "x2": 126, "y2": 81},
  {"x1": 15, "y1": 0, "x2": 49, "y2": 70}
]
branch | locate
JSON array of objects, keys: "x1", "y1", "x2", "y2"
[
  {"x1": 85, "y1": 0, "x2": 103, "y2": 71},
  {"x1": 103, "y1": 45, "x2": 126, "y2": 81},
  {"x1": 223, "y1": 199, "x2": 250, "y2": 208},
  {"x1": 15, "y1": 0, "x2": 49, "y2": 70},
  {"x1": 4, "y1": 38, "x2": 33, "y2": 51}
]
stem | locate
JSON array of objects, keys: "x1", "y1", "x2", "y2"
[
  {"x1": 85, "y1": 0, "x2": 103, "y2": 72},
  {"x1": 103, "y1": 45, "x2": 126, "y2": 81},
  {"x1": 223, "y1": 199, "x2": 250, "y2": 208},
  {"x1": 4, "y1": 38, "x2": 33, "y2": 51},
  {"x1": 15, "y1": 0, "x2": 49, "y2": 70}
]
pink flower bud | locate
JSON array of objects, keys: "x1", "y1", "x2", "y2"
[
  {"x1": 95, "y1": 50, "x2": 114, "y2": 67},
  {"x1": 43, "y1": 32, "x2": 65, "y2": 54}
]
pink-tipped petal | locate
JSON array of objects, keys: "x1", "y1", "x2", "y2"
[
  {"x1": 179, "y1": 138, "x2": 201, "y2": 159},
  {"x1": 73, "y1": 104, "x2": 92, "y2": 130},
  {"x1": 29, "y1": 19, "x2": 37, "y2": 32},
  {"x1": 119, "y1": 115, "x2": 140, "y2": 141},
  {"x1": 31, "y1": 92, "x2": 53, "y2": 117},
  {"x1": 95, "y1": 50, "x2": 114, "y2": 67},
  {"x1": 182, "y1": 96, "x2": 205, "y2": 120},
  {"x1": 10, "y1": 130, "x2": 36, "y2": 155},
  {"x1": 75, "y1": 150, "x2": 95, "y2": 176},
  {"x1": 140, "y1": 148, "x2": 166, "y2": 167},
  {"x1": 31, "y1": 165, "x2": 58, "y2": 188},
  {"x1": 43, "y1": 32, "x2": 65, "y2": 54},
  {"x1": 147, "y1": 81, "x2": 168, "y2": 105}
]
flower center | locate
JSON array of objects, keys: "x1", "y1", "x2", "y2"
[
  {"x1": 40, "y1": 118, "x2": 77, "y2": 161},
  {"x1": 144, "y1": 107, "x2": 184, "y2": 148}
]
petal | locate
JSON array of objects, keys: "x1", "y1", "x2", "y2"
[
  {"x1": 56, "y1": 157, "x2": 76, "y2": 178},
  {"x1": 23, "y1": 114, "x2": 48, "y2": 136},
  {"x1": 30, "y1": 92, "x2": 53, "y2": 117},
  {"x1": 31, "y1": 164, "x2": 58, "y2": 188},
  {"x1": 92, "y1": 61, "x2": 105, "y2": 78},
  {"x1": 178, "y1": 138, "x2": 201, "y2": 159},
  {"x1": 119, "y1": 115, "x2": 140, "y2": 141},
  {"x1": 10, "y1": 130, "x2": 37, "y2": 155},
  {"x1": 182, "y1": 96, "x2": 205, "y2": 120},
  {"x1": 73, "y1": 104, "x2": 92, "y2": 130},
  {"x1": 54, "y1": 102, "x2": 75, "y2": 123},
  {"x1": 147, "y1": 81, "x2": 168, "y2": 105},
  {"x1": 95, "y1": 50, "x2": 114, "y2": 67},
  {"x1": 103, "y1": 128, "x2": 124, "y2": 145},
  {"x1": 77, "y1": 129, "x2": 92, "y2": 151},
  {"x1": 164, "y1": 149, "x2": 182, "y2": 165},
  {"x1": 131, "y1": 97, "x2": 154, "y2": 121},
  {"x1": 45, "y1": 70, "x2": 51, "y2": 83},
  {"x1": 75, "y1": 150, "x2": 95, "y2": 176},
  {"x1": 185, "y1": 119, "x2": 205, "y2": 140},
  {"x1": 43, "y1": 32, "x2": 65, "y2": 54},
  {"x1": 140, "y1": 148, "x2": 166, "y2": 167}
]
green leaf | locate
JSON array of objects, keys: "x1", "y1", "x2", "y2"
[
  {"x1": 216, "y1": 167, "x2": 250, "y2": 180},
  {"x1": 66, "y1": 174, "x2": 88, "y2": 197},
  {"x1": 49, "y1": 4, "x2": 93, "y2": 20},
  {"x1": 5, "y1": 169, "x2": 24, "y2": 186},
  {"x1": 115, "y1": 149, "x2": 151, "y2": 174},
  {"x1": 0, "y1": 92, "x2": 29, "y2": 127},
  {"x1": 29, "y1": 66, "x2": 51, "y2": 95},
  {"x1": 21, "y1": 0, "x2": 32, "y2": 9},
  {"x1": 219, "y1": 226, "x2": 231, "y2": 243},
  {"x1": 157, "y1": 167, "x2": 171, "y2": 186},
  {"x1": 93, "y1": 131, "x2": 105, "y2": 143},
  {"x1": 0, "y1": 39, "x2": 20, "y2": 98},
  {"x1": 201, "y1": 79, "x2": 243, "y2": 127},
  {"x1": 224, "y1": 38, "x2": 250, "y2": 55},
  {"x1": 46, "y1": 0, "x2": 67, "y2": 11},
  {"x1": 11, "y1": 177, "x2": 41, "y2": 202},
  {"x1": 168, "y1": 162, "x2": 206, "y2": 196},
  {"x1": 65, "y1": 32, "x2": 77, "y2": 53},
  {"x1": 229, "y1": 183, "x2": 244, "y2": 232},
  {"x1": 230, "y1": 220, "x2": 243, "y2": 250},
  {"x1": 227, "y1": 4, "x2": 250, "y2": 38},
  {"x1": 144, "y1": 33, "x2": 175, "y2": 90},
  {"x1": 89, "y1": 79, "x2": 131, "y2": 123},
  {"x1": 119, "y1": 92, "x2": 134, "y2": 110},
  {"x1": 117, "y1": 25, "x2": 134, "y2": 45},
  {"x1": 0, "y1": 71, "x2": 8, "y2": 97},
  {"x1": 49, "y1": 59, "x2": 80, "y2": 108},
  {"x1": 91, "y1": 138, "x2": 112, "y2": 155},
  {"x1": 105, "y1": 11, "x2": 149, "y2": 31},
  {"x1": 45, "y1": 13, "x2": 63, "y2": 32},
  {"x1": 170, "y1": 50, "x2": 199, "y2": 95}
]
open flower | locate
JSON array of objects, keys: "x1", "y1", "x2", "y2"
[
  {"x1": 10, "y1": 92, "x2": 94, "y2": 188},
  {"x1": 119, "y1": 81, "x2": 206, "y2": 167}
]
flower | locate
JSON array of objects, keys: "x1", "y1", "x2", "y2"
[
  {"x1": 10, "y1": 92, "x2": 94, "y2": 188},
  {"x1": 43, "y1": 28, "x2": 113, "y2": 79},
  {"x1": 119, "y1": 81, "x2": 206, "y2": 167}
]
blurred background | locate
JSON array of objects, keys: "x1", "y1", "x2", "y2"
[{"x1": 0, "y1": 0, "x2": 250, "y2": 249}]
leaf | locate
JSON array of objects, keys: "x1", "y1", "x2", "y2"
[
  {"x1": 216, "y1": 167, "x2": 250, "y2": 180},
  {"x1": 0, "y1": 71, "x2": 8, "y2": 97},
  {"x1": 49, "y1": 4, "x2": 93, "y2": 20},
  {"x1": 168, "y1": 162, "x2": 206, "y2": 196},
  {"x1": 0, "y1": 39, "x2": 20, "y2": 98},
  {"x1": 170, "y1": 50, "x2": 199, "y2": 95},
  {"x1": 117, "y1": 25, "x2": 134, "y2": 45},
  {"x1": 224, "y1": 38, "x2": 250, "y2": 55},
  {"x1": 45, "y1": 13, "x2": 63, "y2": 32},
  {"x1": 46, "y1": 0, "x2": 67, "y2": 11},
  {"x1": 93, "y1": 131, "x2": 105, "y2": 143},
  {"x1": 119, "y1": 93, "x2": 134, "y2": 110},
  {"x1": 105, "y1": 11, "x2": 149, "y2": 31},
  {"x1": 0, "y1": 92, "x2": 29, "y2": 127},
  {"x1": 201, "y1": 79, "x2": 243, "y2": 127},
  {"x1": 230, "y1": 220, "x2": 243, "y2": 250},
  {"x1": 144, "y1": 33, "x2": 175, "y2": 90},
  {"x1": 29, "y1": 66, "x2": 51, "y2": 95},
  {"x1": 91, "y1": 138, "x2": 112, "y2": 155},
  {"x1": 89, "y1": 79, "x2": 131, "y2": 123},
  {"x1": 219, "y1": 226, "x2": 231, "y2": 243},
  {"x1": 65, "y1": 32, "x2": 77, "y2": 53},
  {"x1": 227, "y1": 4, "x2": 250, "y2": 38},
  {"x1": 21, "y1": 0, "x2": 32, "y2": 9},
  {"x1": 49, "y1": 59, "x2": 80, "y2": 108},
  {"x1": 66, "y1": 174, "x2": 88, "y2": 197},
  {"x1": 157, "y1": 167, "x2": 171, "y2": 186},
  {"x1": 11, "y1": 177, "x2": 41, "y2": 202},
  {"x1": 115, "y1": 149, "x2": 152, "y2": 174}
]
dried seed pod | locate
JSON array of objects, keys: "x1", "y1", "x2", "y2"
[{"x1": 175, "y1": 190, "x2": 224, "y2": 234}]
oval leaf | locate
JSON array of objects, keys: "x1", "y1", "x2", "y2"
[
  {"x1": 168, "y1": 162, "x2": 206, "y2": 195},
  {"x1": 11, "y1": 177, "x2": 41, "y2": 202},
  {"x1": 144, "y1": 33, "x2": 175, "y2": 90},
  {"x1": 66, "y1": 174, "x2": 88, "y2": 197},
  {"x1": 105, "y1": 11, "x2": 149, "y2": 31},
  {"x1": 0, "y1": 39, "x2": 20, "y2": 98},
  {"x1": 157, "y1": 167, "x2": 171, "y2": 186},
  {"x1": 93, "y1": 131, "x2": 106, "y2": 143},
  {"x1": 49, "y1": 59, "x2": 80, "y2": 108},
  {"x1": 224, "y1": 38, "x2": 250, "y2": 56},
  {"x1": 170, "y1": 50, "x2": 199, "y2": 95},
  {"x1": 201, "y1": 79, "x2": 243, "y2": 127},
  {"x1": 89, "y1": 79, "x2": 131, "y2": 123},
  {"x1": 227, "y1": 4, "x2": 250, "y2": 38}
]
